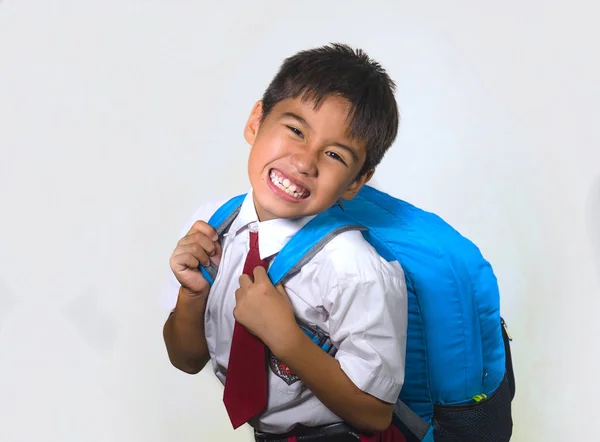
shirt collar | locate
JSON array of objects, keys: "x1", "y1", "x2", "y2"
[{"x1": 225, "y1": 189, "x2": 316, "y2": 260}]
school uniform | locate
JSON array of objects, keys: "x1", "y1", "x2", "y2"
[{"x1": 163, "y1": 189, "x2": 408, "y2": 439}]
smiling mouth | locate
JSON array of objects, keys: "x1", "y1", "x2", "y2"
[{"x1": 269, "y1": 169, "x2": 310, "y2": 199}]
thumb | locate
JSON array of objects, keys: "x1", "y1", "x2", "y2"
[
  {"x1": 275, "y1": 283, "x2": 290, "y2": 300},
  {"x1": 210, "y1": 241, "x2": 223, "y2": 266}
]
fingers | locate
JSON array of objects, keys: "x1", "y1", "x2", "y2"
[
  {"x1": 170, "y1": 251, "x2": 200, "y2": 271},
  {"x1": 187, "y1": 220, "x2": 218, "y2": 241},
  {"x1": 176, "y1": 220, "x2": 223, "y2": 266},
  {"x1": 173, "y1": 243, "x2": 211, "y2": 268},
  {"x1": 275, "y1": 283, "x2": 288, "y2": 296},
  {"x1": 237, "y1": 267, "x2": 270, "y2": 288},
  {"x1": 237, "y1": 268, "x2": 269, "y2": 298},
  {"x1": 234, "y1": 287, "x2": 242, "y2": 305},
  {"x1": 253, "y1": 266, "x2": 269, "y2": 281},
  {"x1": 238, "y1": 274, "x2": 252, "y2": 289},
  {"x1": 178, "y1": 232, "x2": 220, "y2": 258},
  {"x1": 170, "y1": 220, "x2": 220, "y2": 293},
  {"x1": 275, "y1": 283, "x2": 291, "y2": 305}
]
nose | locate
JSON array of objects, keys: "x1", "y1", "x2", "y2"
[{"x1": 290, "y1": 150, "x2": 318, "y2": 177}]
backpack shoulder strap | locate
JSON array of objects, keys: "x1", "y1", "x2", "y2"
[
  {"x1": 267, "y1": 208, "x2": 365, "y2": 285},
  {"x1": 199, "y1": 194, "x2": 246, "y2": 285},
  {"x1": 208, "y1": 194, "x2": 247, "y2": 235}
]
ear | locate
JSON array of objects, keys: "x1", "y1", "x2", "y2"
[
  {"x1": 244, "y1": 101, "x2": 264, "y2": 146},
  {"x1": 340, "y1": 169, "x2": 375, "y2": 200}
]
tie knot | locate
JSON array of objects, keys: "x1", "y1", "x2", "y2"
[{"x1": 249, "y1": 230, "x2": 259, "y2": 250}]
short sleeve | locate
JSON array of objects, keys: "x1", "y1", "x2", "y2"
[
  {"x1": 160, "y1": 199, "x2": 228, "y2": 312},
  {"x1": 320, "y1": 233, "x2": 408, "y2": 403}
]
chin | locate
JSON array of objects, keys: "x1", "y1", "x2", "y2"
[
  {"x1": 252, "y1": 188, "x2": 309, "y2": 221},
  {"x1": 257, "y1": 197, "x2": 308, "y2": 220}
]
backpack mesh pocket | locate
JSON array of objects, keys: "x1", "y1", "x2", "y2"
[{"x1": 432, "y1": 375, "x2": 513, "y2": 442}]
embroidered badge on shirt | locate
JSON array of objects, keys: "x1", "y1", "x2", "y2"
[{"x1": 269, "y1": 352, "x2": 300, "y2": 385}]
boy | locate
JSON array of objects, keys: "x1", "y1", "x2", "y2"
[{"x1": 163, "y1": 43, "x2": 408, "y2": 441}]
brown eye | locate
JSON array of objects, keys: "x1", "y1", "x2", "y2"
[
  {"x1": 286, "y1": 125, "x2": 304, "y2": 139},
  {"x1": 286, "y1": 125, "x2": 304, "y2": 138},
  {"x1": 326, "y1": 151, "x2": 347, "y2": 166}
]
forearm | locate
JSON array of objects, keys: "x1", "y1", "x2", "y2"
[
  {"x1": 274, "y1": 327, "x2": 393, "y2": 433},
  {"x1": 163, "y1": 287, "x2": 211, "y2": 374}
]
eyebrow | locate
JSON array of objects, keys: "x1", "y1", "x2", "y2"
[
  {"x1": 280, "y1": 112, "x2": 360, "y2": 163},
  {"x1": 281, "y1": 112, "x2": 312, "y2": 130}
]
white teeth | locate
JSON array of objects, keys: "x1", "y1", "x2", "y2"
[
  {"x1": 269, "y1": 171, "x2": 306, "y2": 199},
  {"x1": 270, "y1": 171, "x2": 281, "y2": 185}
]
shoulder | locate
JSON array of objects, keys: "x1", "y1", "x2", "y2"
[{"x1": 304, "y1": 229, "x2": 405, "y2": 285}]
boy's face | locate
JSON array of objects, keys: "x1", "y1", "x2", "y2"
[{"x1": 244, "y1": 96, "x2": 373, "y2": 221}]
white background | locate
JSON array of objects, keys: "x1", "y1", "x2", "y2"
[{"x1": 1, "y1": 1, "x2": 599, "y2": 441}]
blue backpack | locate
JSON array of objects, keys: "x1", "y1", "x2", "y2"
[{"x1": 201, "y1": 185, "x2": 515, "y2": 442}]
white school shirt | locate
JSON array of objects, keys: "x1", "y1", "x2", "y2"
[{"x1": 163, "y1": 190, "x2": 408, "y2": 434}]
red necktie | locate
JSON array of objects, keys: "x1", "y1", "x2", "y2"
[{"x1": 223, "y1": 230, "x2": 269, "y2": 429}]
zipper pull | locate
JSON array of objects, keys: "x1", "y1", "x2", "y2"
[{"x1": 501, "y1": 318, "x2": 513, "y2": 341}]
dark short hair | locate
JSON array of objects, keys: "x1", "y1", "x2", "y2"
[{"x1": 261, "y1": 43, "x2": 399, "y2": 177}]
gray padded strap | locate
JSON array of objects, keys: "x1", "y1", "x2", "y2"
[
  {"x1": 284, "y1": 225, "x2": 365, "y2": 280},
  {"x1": 203, "y1": 261, "x2": 219, "y2": 281},
  {"x1": 204, "y1": 206, "x2": 242, "y2": 282},
  {"x1": 393, "y1": 400, "x2": 430, "y2": 440}
]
